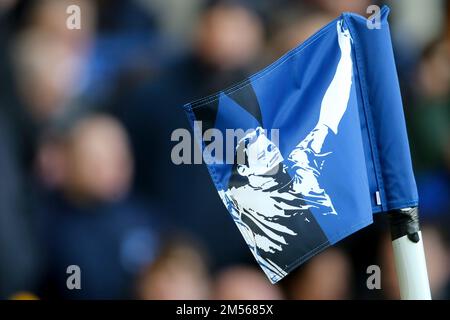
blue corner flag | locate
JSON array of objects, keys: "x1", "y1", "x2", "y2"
[{"x1": 183, "y1": 6, "x2": 418, "y2": 283}]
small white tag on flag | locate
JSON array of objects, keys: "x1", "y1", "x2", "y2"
[{"x1": 375, "y1": 191, "x2": 382, "y2": 206}]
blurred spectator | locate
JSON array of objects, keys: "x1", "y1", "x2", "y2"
[
  {"x1": 212, "y1": 265, "x2": 284, "y2": 300},
  {"x1": 407, "y1": 38, "x2": 450, "y2": 219},
  {"x1": 138, "y1": 0, "x2": 204, "y2": 47},
  {"x1": 195, "y1": 1, "x2": 265, "y2": 71},
  {"x1": 284, "y1": 248, "x2": 352, "y2": 300},
  {"x1": 63, "y1": 115, "x2": 132, "y2": 202},
  {"x1": 136, "y1": 237, "x2": 210, "y2": 300},
  {"x1": 11, "y1": 0, "x2": 95, "y2": 124},
  {"x1": 36, "y1": 114, "x2": 161, "y2": 299},
  {"x1": 269, "y1": 9, "x2": 330, "y2": 58},
  {"x1": 388, "y1": 0, "x2": 446, "y2": 53},
  {"x1": 410, "y1": 38, "x2": 450, "y2": 171}
]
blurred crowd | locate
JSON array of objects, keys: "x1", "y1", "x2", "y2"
[{"x1": 0, "y1": 0, "x2": 449, "y2": 300}]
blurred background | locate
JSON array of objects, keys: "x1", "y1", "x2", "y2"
[{"x1": 0, "y1": 0, "x2": 449, "y2": 300}]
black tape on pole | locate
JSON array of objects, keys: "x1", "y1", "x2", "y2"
[{"x1": 388, "y1": 207, "x2": 420, "y2": 243}]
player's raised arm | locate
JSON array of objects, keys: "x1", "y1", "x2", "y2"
[
  {"x1": 295, "y1": 20, "x2": 354, "y2": 155},
  {"x1": 317, "y1": 20, "x2": 353, "y2": 135}
]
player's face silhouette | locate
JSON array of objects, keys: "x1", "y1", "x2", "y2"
[{"x1": 237, "y1": 127, "x2": 283, "y2": 177}]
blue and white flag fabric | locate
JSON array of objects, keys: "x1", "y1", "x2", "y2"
[{"x1": 182, "y1": 6, "x2": 418, "y2": 283}]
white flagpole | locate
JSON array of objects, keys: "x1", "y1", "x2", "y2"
[{"x1": 389, "y1": 207, "x2": 431, "y2": 300}]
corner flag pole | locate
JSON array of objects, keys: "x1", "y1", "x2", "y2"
[{"x1": 389, "y1": 207, "x2": 431, "y2": 299}]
